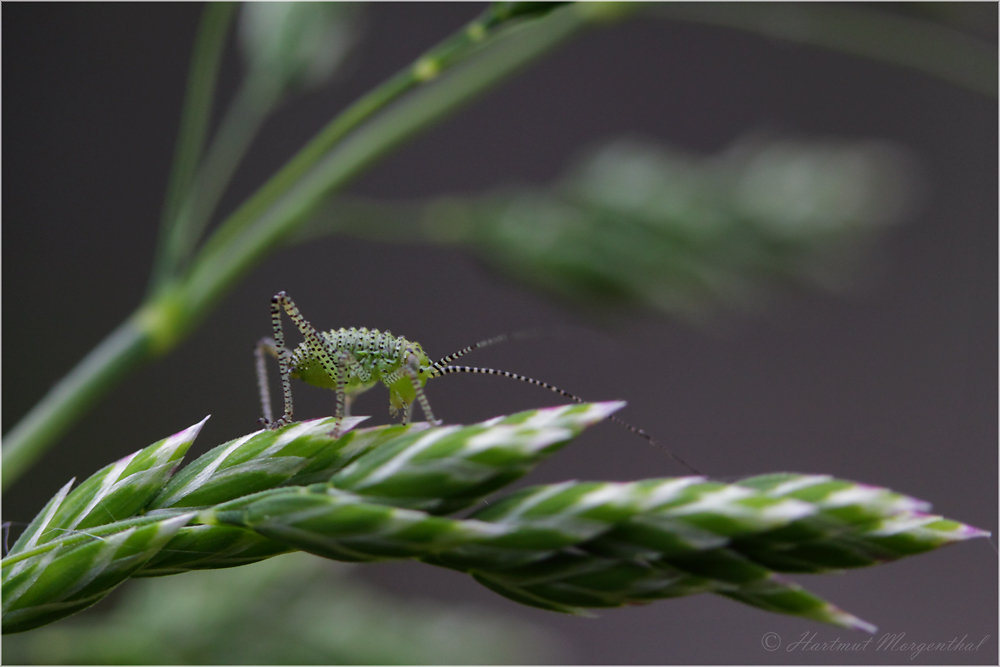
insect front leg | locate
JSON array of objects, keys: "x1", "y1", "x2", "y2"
[
  {"x1": 393, "y1": 350, "x2": 438, "y2": 426},
  {"x1": 383, "y1": 357, "x2": 434, "y2": 426}
]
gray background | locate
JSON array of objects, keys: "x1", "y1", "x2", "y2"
[{"x1": 4, "y1": 3, "x2": 996, "y2": 664}]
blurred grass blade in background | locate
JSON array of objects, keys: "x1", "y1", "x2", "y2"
[
  {"x1": 1, "y1": 553, "x2": 566, "y2": 665},
  {"x1": 291, "y1": 135, "x2": 916, "y2": 319}
]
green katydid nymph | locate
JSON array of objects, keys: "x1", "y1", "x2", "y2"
[{"x1": 256, "y1": 291, "x2": 699, "y2": 472}]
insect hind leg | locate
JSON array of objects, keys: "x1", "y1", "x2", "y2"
[
  {"x1": 267, "y1": 291, "x2": 346, "y2": 432},
  {"x1": 255, "y1": 337, "x2": 281, "y2": 425},
  {"x1": 260, "y1": 294, "x2": 300, "y2": 430}
]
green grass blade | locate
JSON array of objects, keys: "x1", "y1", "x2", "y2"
[
  {"x1": 6, "y1": 480, "x2": 76, "y2": 557},
  {"x1": 148, "y1": 416, "x2": 368, "y2": 509},
  {"x1": 12, "y1": 418, "x2": 206, "y2": 551},
  {"x1": 727, "y1": 474, "x2": 987, "y2": 572},
  {"x1": 718, "y1": 575, "x2": 877, "y2": 632},
  {"x1": 2, "y1": 514, "x2": 192, "y2": 634},
  {"x1": 646, "y1": 3, "x2": 996, "y2": 98},
  {"x1": 134, "y1": 523, "x2": 292, "y2": 577},
  {"x1": 181, "y1": 4, "x2": 597, "y2": 319},
  {"x1": 330, "y1": 402, "x2": 625, "y2": 514},
  {"x1": 193, "y1": 4, "x2": 587, "y2": 268},
  {"x1": 283, "y1": 421, "x2": 432, "y2": 487},
  {"x1": 149, "y1": 3, "x2": 236, "y2": 291},
  {"x1": 207, "y1": 487, "x2": 508, "y2": 563},
  {"x1": 4, "y1": 408, "x2": 987, "y2": 633}
]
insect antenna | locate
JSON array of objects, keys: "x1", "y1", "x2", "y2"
[
  {"x1": 433, "y1": 364, "x2": 702, "y2": 475},
  {"x1": 432, "y1": 328, "x2": 558, "y2": 369},
  {"x1": 433, "y1": 333, "x2": 513, "y2": 367}
]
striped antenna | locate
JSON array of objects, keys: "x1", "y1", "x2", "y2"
[
  {"x1": 432, "y1": 328, "x2": 562, "y2": 371},
  {"x1": 435, "y1": 365, "x2": 702, "y2": 475},
  {"x1": 432, "y1": 333, "x2": 513, "y2": 369}
]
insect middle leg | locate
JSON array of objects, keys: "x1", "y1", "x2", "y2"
[{"x1": 327, "y1": 346, "x2": 371, "y2": 434}]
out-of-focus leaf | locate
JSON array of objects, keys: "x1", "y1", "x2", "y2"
[
  {"x1": 475, "y1": 137, "x2": 914, "y2": 317},
  {"x1": 1, "y1": 553, "x2": 565, "y2": 664},
  {"x1": 239, "y1": 2, "x2": 362, "y2": 92},
  {"x1": 489, "y1": 2, "x2": 569, "y2": 23},
  {"x1": 291, "y1": 136, "x2": 915, "y2": 320}
]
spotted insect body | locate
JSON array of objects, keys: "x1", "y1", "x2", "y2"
[
  {"x1": 255, "y1": 291, "x2": 699, "y2": 473},
  {"x1": 285, "y1": 327, "x2": 433, "y2": 416}
]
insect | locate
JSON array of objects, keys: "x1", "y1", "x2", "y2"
[{"x1": 256, "y1": 291, "x2": 699, "y2": 473}]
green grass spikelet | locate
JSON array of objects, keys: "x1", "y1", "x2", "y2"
[{"x1": 1, "y1": 403, "x2": 988, "y2": 634}]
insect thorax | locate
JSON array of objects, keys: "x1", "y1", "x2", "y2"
[{"x1": 287, "y1": 327, "x2": 430, "y2": 393}]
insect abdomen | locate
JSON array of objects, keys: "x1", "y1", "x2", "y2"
[
  {"x1": 326, "y1": 327, "x2": 406, "y2": 366},
  {"x1": 290, "y1": 327, "x2": 407, "y2": 389}
]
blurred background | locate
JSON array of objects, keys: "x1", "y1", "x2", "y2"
[{"x1": 3, "y1": 3, "x2": 996, "y2": 664}]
